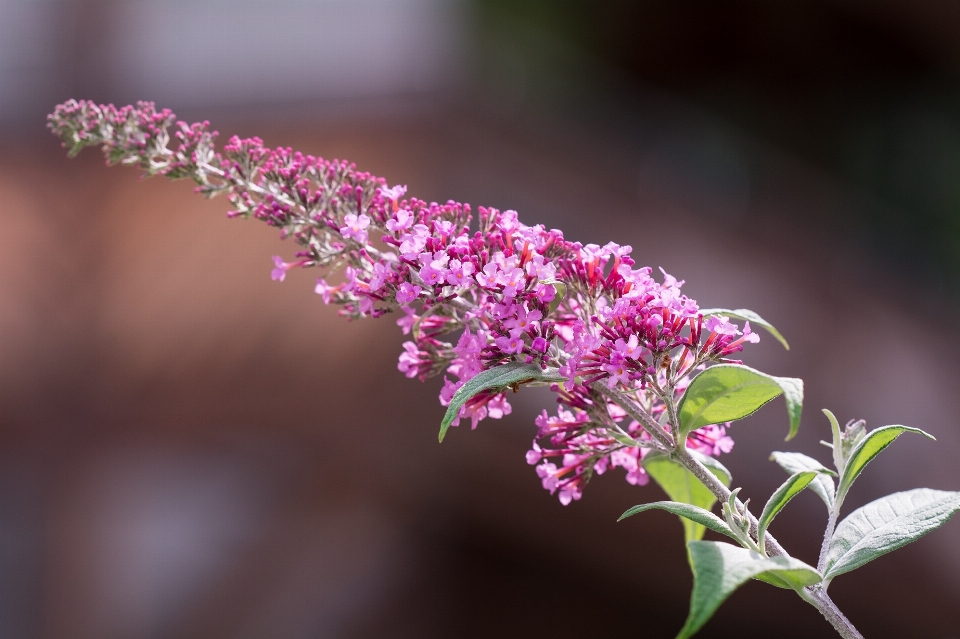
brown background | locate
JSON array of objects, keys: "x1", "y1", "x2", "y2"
[{"x1": 2, "y1": 1, "x2": 960, "y2": 637}]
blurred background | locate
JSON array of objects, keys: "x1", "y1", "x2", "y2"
[{"x1": 2, "y1": 0, "x2": 960, "y2": 637}]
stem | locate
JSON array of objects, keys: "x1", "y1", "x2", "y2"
[
  {"x1": 818, "y1": 508, "x2": 839, "y2": 574},
  {"x1": 601, "y1": 388, "x2": 864, "y2": 638},
  {"x1": 596, "y1": 386, "x2": 675, "y2": 449},
  {"x1": 802, "y1": 588, "x2": 865, "y2": 639}
]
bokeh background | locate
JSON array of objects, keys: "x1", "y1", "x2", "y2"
[{"x1": 2, "y1": 1, "x2": 960, "y2": 637}]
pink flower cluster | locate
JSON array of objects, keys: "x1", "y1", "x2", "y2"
[{"x1": 49, "y1": 100, "x2": 756, "y2": 505}]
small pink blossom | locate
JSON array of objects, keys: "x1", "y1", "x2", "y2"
[
  {"x1": 418, "y1": 264, "x2": 444, "y2": 286},
  {"x1": 386, "y1": 208, "x2": 413, "y2": 233},
  {"x1": 271, "y1": 256, "x2": 292, "y2": 282},
  {"x1": 535, "y1": 283, "x2": 556, "y2": 303},
  {"x1": 705, "y1": 315, "x2": 739, "y2": 336},
  {"x1": 531, "y1": 336, "x2": 548, "y2": 353},
  {"x1": 504, "y1": 306, "x2": 542, "y2": 332},
  {"x1": 495, "y1": 329, "x2": 525, "y2": 354},
  {"x1": 602, "y1": 353, "x2": 632, "y2": 388},
  {"x1": 396, "y1": 282, "x2": 422, "y2": 304},
  {"x1": 340, "y1": 213, "x2": 370, "y2": 244},
  {"x1": 314, "y1": 278, "x2": 338, "y2": 302},
  {"x1": 381, "y1": 184, "x2": 407, "y2": 202},
  {"x1": 397, "y1": 342, "x2": 422, "y2": 378},
  {"x1": 614, "y1": 334, "x2": 643, "y2": 360},
  {"x1": 526, "y1": 441, "x2": 543, "y2": 465},
  {"x1": 498, "y1": 267, "x2": 526, "y2": 298},
  {"x1": 445, "y1": 259, "x2": 476, "y2": 287},
  {"x1": 475, "y1": 262, "x2": 500, "y2": 288},
  {"x1": 486, "y1": 394, "x2": 512, "y2": 419},
  {"x1": 396, "y1": 306, "x2": 417, "y2": 334},
  {"x1": 368, "y1": 261, "x2": 393, "y2": 292}
]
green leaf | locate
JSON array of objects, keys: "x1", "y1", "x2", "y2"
[
  {"x1": 835, "y1": 425, "x2": 936, "y2": 506},
  {"x1": 822, "y1": 409, "x2": 844, "y2": 473},
  {"x1": 753, "y1": 567, "x2": 823, "y2": 590},
  {"x1": 677, "y1": 364, "x2": 804, "y2": 441},
  {"x1": 698, "y1": 308, "x2": 790, "y2": 350},
  {"x1": 548, "y1": 282, "x2": 566, "y2": 316},
  {"x1": 678, "y1": 541, "x2": 821, "y2": 638},
  {"x1": 823, "y1": 488, "x2": 960, "y2": 583},
  {"x1": 438, "y1": 363, "x2": 563, "y2": 442},
  {"x1": 757, "y1": 471, "x2": 818, "y2": 548},
  {"x1": 770, "y1": 451, "x2": 836, "y2": 510},
  {"x1": 618, "y1": 501, "x2": 740, "y2": 543},
  {"x1": 643, "y1": 452, "x2": 731, "y2": 542}
]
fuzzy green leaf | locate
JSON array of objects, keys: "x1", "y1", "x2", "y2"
[
  {"x1": 835, "y1": 425, "x2": 936, "y2": 506},
  {"x1": 548, "y1": 281, "x2": 566, "y2": 316},
  {"x1": 677, "y1": 364, "x2": 803, "y2": 441},
  {"x1": 770, "y1": 451, "x2": 836, "y2": 510},
  {"x1": 619, "y1": 501, "x2": 739, "y2": 542},
  {"x1": 757, "y1": 471, "x2": 819, "y2": 548},
  {"x1": 824, "y1": 488, "x2": 960, "y2": 583},
  {"x1": 678, "y1": 541, "x2": 821, "y2": 638},
  {"x1": 822, "y1": 409, "x2": 844, "y2": 473},
  {"x1": 698, "y1": 308, "x2": 790, "y2": 350},
  {"x1": 438, "y1": 363, "x2": 563, "y2": 442}
]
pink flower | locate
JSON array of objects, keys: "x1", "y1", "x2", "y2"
[
  {"x1": 381, "y1": 184, "x2": 407, "y2": 202},
  {"x1": 340, "y1": 213, "x2": 370, "y2": 244},
  {"x1": 445, "y1": 259, "x2": 476, "y2": 287},
  {"x1": 396, "y1": 306, "x2": 417, "y2": 334},
  {"x1": 503, "y1": 306, "x2": 542, "y2": 332},
  {"x1": 475, "y1": 262, "x2": 500, "y2": 288},
  {"x1": 396, "y1": 282, "x2": 422, "y2": 304},
  {"x1": 486, "y1": 394, "x2": 512, "y2": 419},
  {"x1": 531, "y1": 336, "x2": 548, "y2": 353},
  {"x1": 495, "y1": 329, "x2": 525, "y2": 354},
  {"x1": 704, "y1": 315, "x2": 739, "y2": 336},
  {"x1": 418, "y1": 264, "x2": 444, "y2": 286},
  {"x1": 535, "y1": 283, "x2": 556, "y2": 303},
  {"x1": 271, "y1": 256, "x2": 292, "y2": 281},
  {"x1": 386, "y1": 208, "x2": 413, "y2": 233},
  {"x1": 368, "y1": 261, "x2": 394, "y2": 292},
  {"x1": 526, "y1": 441, "x2": 543, "y2": 464},
  {"x1": 399, "y1": 225, "x2": 429, "y2": 259},
  {"x1": 50, "y1": 100, "x2": 763, "y2": 509},
  {"x1": 398, "y1": 342, "x2": 425, "y2": 378},
  {"x1": 614, "y1": 334, "x2": 643, "y2": 359},
  {"x1": 314, "y1": 278, "x2": 333, "y2": 302},
  {"x1": 498, "y1": 267, "x2": 526, "y2": 298},
  {"x1": 536, "y1": 462, "x2": 560, "y2": 493},
  {"x1": 558, "y1": 483, "x2": 582, "y2": 506},
  {"x1": 525, "y1": 254, "x2": 557, "y2": 280},
  {"x1": 602, "y1": 353, "x2": 632, "y2": 388},
  {"x1": 688, "y1": 424, "x2": 734, "y2": 456}
]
